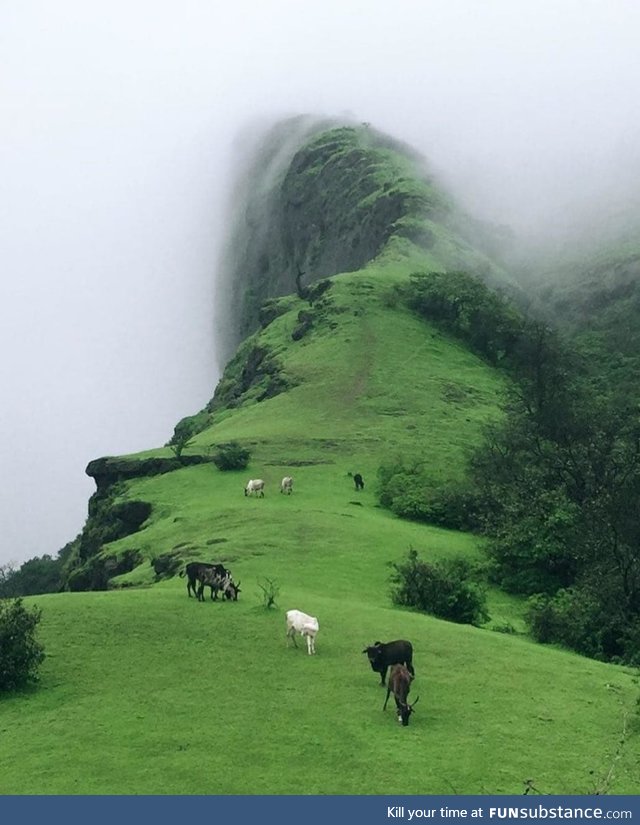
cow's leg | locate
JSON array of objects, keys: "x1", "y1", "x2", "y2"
[
  {"x1": 197, "y1": 582, "x2": 205, "y2": 602},
  {"x1": 383, "y1": 686, "x2": 392, "y2": 710},
  {"x1": 380, "y1": 666, "x2": 388, "y2": 686}
]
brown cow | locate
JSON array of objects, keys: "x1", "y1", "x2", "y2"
[{"x1": 383, "y1": 664, "x2": 419, "y2": 726}]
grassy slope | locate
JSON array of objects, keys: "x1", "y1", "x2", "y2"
[
  {"x1": 4, "y1": 256, "x2": 639, "y2": 794},
  {"x1": 3, "y1": 584, "x2": 637, "y2": 794}
]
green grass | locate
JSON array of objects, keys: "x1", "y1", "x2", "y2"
[
  {"x1": 3, "y1": 581, "x2": 637, "y2": 794},
  {"x1": 5, "y1": 264, "x2": 639, "y2": 795}
]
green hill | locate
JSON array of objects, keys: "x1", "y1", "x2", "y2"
[{"x1": 5, "y1": 123, "x2": 639, "y2": 795}]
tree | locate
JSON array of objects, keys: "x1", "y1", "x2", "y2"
[
  {"x1": 0, "y1": 598, "x2": 46, "y2": 691},
  {"x1": 169, "y1": 435, "x2": 194, "y2": 459},
  {"x1": 0, "y1": 563, "x2": 19, "y2": 598},
  {"x1": 469, "y1": 351, "x2": 640, "y2": 662},
  {"x1": 6, "y1": 555, "x2": 62, "y2": 596}
]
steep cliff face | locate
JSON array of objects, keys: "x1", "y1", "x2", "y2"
[{"x1": 214, "y1": 118, "x2": 505, "y2": 362}]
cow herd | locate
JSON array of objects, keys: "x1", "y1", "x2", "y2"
[
  {"x1": 245, "y1": 477, "x2": 289, "y2": 497},
  {"x1": 179, "y1": 468, "x2": 419, "y2": 728},
  {"x1": 179, "y1": 560, "x2": 419, "y2": 726},
  {"x1": 285, "y1": 615, "x2": 419, "y2": 725},
  {"x1": 244, "y1": 473, "x2": 366, "y2": 497},
  {"x1": 244, "y1": 477, "x2": 293, "y2": 496}
]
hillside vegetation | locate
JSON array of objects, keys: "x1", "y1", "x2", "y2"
[
  {"x1": 4, "y1": 123, "x2": 640, "y2": 795},
  {"x1": 527, "y1": 239, "x2": 640, "y2": 401}
]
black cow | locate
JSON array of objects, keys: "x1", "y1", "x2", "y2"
[
  {"x1": 383, "y1": 664, "x2": 419, "y2": 726},
  {"x1": 362, "y1": 639, "x2": 414, "y2": 686},
  {"x1": 196, "y1": 566, "x2": 234, "y2": 603},
  {"x1": 353, "y1": 473, "x2": 364, "y2": 491},
  {"x1": 223, "y1": 579, "x2": 242, "y2": 602},
  {"x1": 180, "y1": 562, "x2": 231, "y2": 601}
]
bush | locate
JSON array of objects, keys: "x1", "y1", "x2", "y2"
[
  {"x1": 0, "y1": 598, "x2": 46, "y2": 691},
  {"x1": 490, "y1": 621, "x2": 517, "y2": 635},
  {"x1": 525, "y1": 587, "x2": 640, "y2": 663},
  {"x1": 377, "y1": 460, "x2": 479, "y2": 530},
  {"x1": 390, "y1": 549, "x2": 489, "y2": 626},
  {"x1": 212, "y1": 441, "x2": 251, "y2": 471},
  {"x1": 257, "y1": 577, "x2": 280, "y2": 609}
]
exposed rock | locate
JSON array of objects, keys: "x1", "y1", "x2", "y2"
[{"x1": 86, "y1": 454, "x2": 211, "y2": 494}]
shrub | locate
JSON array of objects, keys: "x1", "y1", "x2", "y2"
[
  {"x1": 257, "y1": 577, "x2": 280, "y2": 609},
  {"x1": 525, "y1": 587, "x2": 640, "y2": 663},
  {"x1": 491, "y1": 621, "x2": 517, "y2": 635},
  {"x1": 377, "y1": 460, "x2": 479, "y2": 530},
  {"x1": 0, "y1": 598, "x2": 46, "y2": 692},
  {"x1": 212, "y1": 441, "x2": 251, "y2": 471},
  {"x1": 390, "y1": 549, "x2": 489, "y2": 626}
]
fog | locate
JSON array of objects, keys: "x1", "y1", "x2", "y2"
[{"x1": 2, "y1": 0, "x2": 639, "y2": 566}]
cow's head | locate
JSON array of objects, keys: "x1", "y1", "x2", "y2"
[
  {"x1": 225, "y1": 580, "x2": 241, "y2": 601},
  {"x1": 397, "y1": 696, "x2": 419, "y2": 726},
  {"x1": 362, "y1": 642, "x2": 383, "y2": 670}
]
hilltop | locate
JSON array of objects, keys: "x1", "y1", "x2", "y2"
[{"x1": 215, "y1": 119, "x2": 517, "y2": 358}]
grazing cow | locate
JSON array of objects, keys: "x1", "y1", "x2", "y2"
[
  {"x1": 286, "y1": 609, "x2": 319, "y2": 655},
  {"x1": 245, "y1": 479, "x2": 265, "y2": 497},
  {"x1": 196, "y1": 566, "x2": 234, "y2": 603},
  {"x1": 180, "y1": 561, "x2": 231, "y2": 600},
  {"x1": 224, "y1": 579, "x2": 242, "y2": 601},
  {"x1": 362, "y1": 639, "x2": 414, "y2": 686},
  {"x1": 353, "y1": 473, "x2": 364, "y2": 491},
  {"x1": 280, "y1": 476, "x2": 293, "y2": 495},
  {"x1": 383, "y1": 664, "x2": 419, "y2": 726}
]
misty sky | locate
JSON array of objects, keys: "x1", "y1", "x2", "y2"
[{"x1": 2, "y1": 0, "x2": 639, "y2": 566}]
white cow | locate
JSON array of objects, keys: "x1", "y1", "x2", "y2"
[
  {"x1": 280, "y1": 476, "x2": 293, "y2": 495},
  {"x1": 244, "y1": 479, "x2": 265, "y2": 497},
  {"x1": 286, "y1": 609, "x2": 319, "y2": 655}
]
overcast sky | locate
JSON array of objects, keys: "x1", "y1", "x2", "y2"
[{"x1": 2, "y1": 1, "x2": 639, "y2": 566}]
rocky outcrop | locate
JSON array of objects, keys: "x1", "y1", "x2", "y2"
[
  {"x1": 86, "y1": 454, "x2": 211, "y2": 494},
  {"x1": 215, "y1": 120, "x2": 451, "y2": 360}
]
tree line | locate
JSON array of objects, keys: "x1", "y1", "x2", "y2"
[{"x1": 382, "y1": 270, "x2": 640, "y2": 664}]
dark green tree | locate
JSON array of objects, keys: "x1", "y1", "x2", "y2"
[{"x1": 0, "y1": 598, "x2": 46, "y2": 691}]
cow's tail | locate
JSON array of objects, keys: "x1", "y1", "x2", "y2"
[{"x1": 179, "y1": 568, "x2": 186, "y2": 578}]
